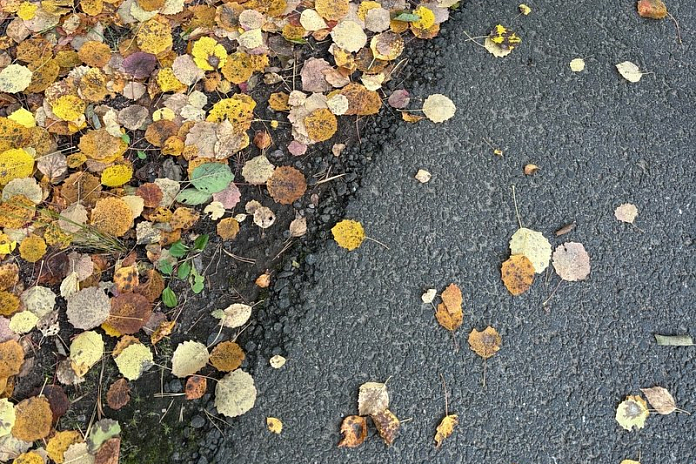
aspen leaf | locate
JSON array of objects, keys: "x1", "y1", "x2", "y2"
[
  {"x1": 18, "y1": 235, "x2": 46, "y2": 263},
  {"x1": 212, "y1": 303, "x2": 252, "y2": 329},
  {"x1": 100, "y1": 165, "x2": 133, "y2": 187},
  {"x1": 267, "y1": 417, "x2": 282, "y2": 434},
  {"x1": 358, "y1": 381, "x2": 389, "y2": 416},
  {"x1": 0, "y1": 340, "x2": 24, "y2": 378},
  {"x1": 371, "y1": 32, "x2": 404, "y2": 61},
  {"x1": 616, "y1": 61, "x2": 644, "y2": 83},
  {"x1": 242, "y1": 155, "x2": 275, "y2": 185},
  {"x1": 422, "y1": 94, "x2": 456, "y2": 123},
  {"x1": 434, "y1": 414, "x2": 457, "y2": 448},
  {"x1": 615, "y1": 395, "x2": 649, "y2": 431},
  {"x1": 315, "y1": 0, "x2": 349, "y2": 21},
  {"x1": 47, "y1": 430, "x2": 82, "y2": 464},
  {"x1": 114, "y1": 343, "x2": 153, "y2": 380},
  {"x1": 214, "y1": 369, "x2": 256, "y2": 417},
  {"x1": 621, "y1": 461, "x2": 641, "y2": 464},
  {"x1": 70, "y1": 331, "x2": 104, "y2": 377},
  {"x1": 136, "y1": 19, "x2": 173, "y2": 55},
  {"x1": 9, "y1": 311, "x2": 38, "y2": 334},
  {"x1": 468, "y1": 326, "x2": 502, "y2": 359},
  {"x1": 371, "y1": 408, "x2": 400, "y2": 446},
  {"x1": 0, "y1": 65, "x2": 32, "y2": 94},
  {"x1": 66, "y1": 287, "x2": 110, "y2": 330},
  {"x1": 615, "y1": 203, "x2": 638, "y2": 224},
  {"x1": 640, "y1": 386, "x2": 679, "y2": 415},
  {"x1": 182, "y1": 375, "x2": 205, "y2": 400},
  {"x1": 269, "y1": 355, "x2": 286, "y2": 369},
  {"x1": 501, "y1": 255, "x2": 535, "y2": 296},
  {"x1": 171, "y1": 341, "x2": 209, "y2": 377},
  {"x1": 90, "y1": 197, "x2": 134, "y2": 237},
  {"x1": 552, "y1": 242, "x2": 591, "y2": 281},
  {"x1": 11, "y1": 396, "x2": 52, "y2": 441},
  {"x1": 63, "y1": 443, "x2": 92, "y2": 464},
  {"x1": 0, "y1": 149, "x2": 34, "y2": 186},
  {"x1": 415, "y1": 169, "x2": 431, "y2": 183},
  {"x1": 337, "y1": 415, "x2": 367, "y2": 448},
  {"x1": 304, "y1": 109, "x2": 338, "y2": 142},
  {"x1": 86, "y1": 418, "x2": 120, "y2": 453},
  {"x1": 209, "y1": 341, "x2": 245, "y2": 372},
  {"x1": 267, "y1": 166, "x2": 307, "y2": 205},
  {"x1": 105, "y1": 293, "x2": 152, "y2": 335},
  {"x1": 204, "y1": 202, "x2": 226, "y2": 220},
  {"x1": 217, "y1": 217, "x2": 240, "y2": 240},
  {"x1": 519, "y1": 3, "x2": 532, "y2": 15},
  {"x1": 330, "y1": 21, "x2": 367, "y2": 53},
  {"x1": 331, "y1": 220, "x2": 365, "y2": 251},
  {"x1": 106, "y1": 379, "x2": 130, "y2": 410},
  {"x1": 0, "y1": 399, "x2": 15, "y2": 437},
  {"x1": 253, "y1": 207, "x2": 276, "y2": 229},
  {"x1": 509, "y1": 227, "x2": 552, "y2": 273},
  {"x1": 421, "y1": 288, "x2": 436, "y2": 304},
  {"x1": 435, "y1": 283, "x2": 463, "y2": 331}
]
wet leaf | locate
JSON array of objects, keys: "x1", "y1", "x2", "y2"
[
  {"x1": 501, "y1": 255, "x2": 535, "y2": 296},
  {"x1": 434, "y1": 414, "x2": 458, "y2": 448},
  {"x1": 615, "y1": 395, "x2": 649, "y2": 431},
  {"x1": 337, "y1": 415, "x2": 367, "y2": 448},
  {"x1": 468, "y1": 326, "x2": 502, "y2": 359},
  {"x1": 640, "y1": 386, "x2": 678, "y2": 415},
  {"x1": 358, "y1": 381, "x2": 389, "y2": 416}
]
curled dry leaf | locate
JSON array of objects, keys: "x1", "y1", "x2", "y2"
[
  {"x1": 358, "y1": 381, "x2": 389, "y2": 416},
  {"x1": 338, "y1": 415, "x2": 367, "y2": 448},
  {"x1": 523, "y1": 164, "x2": 539, "y2": 175},
  {"x1": 468, "y1": 326, "x2": 502, "y2": 359},
  {"x1": 640, "y1": 386, "x2": 678, "y2": 415},
  {"x1": 415, "y1": 169, "x2": 432, "y2": 183},
  {"x1": 615, "y1": 203, "x2": 638, "y2": 224},
  {"x1": 212, "y1": 303, "x2": 252, "y2": 329},
  {"x1": 434, "y1": 414, "x2": 458, "y2": 448},
  {"x1": 266, "y1": 417, "x2": 283, "y2": 434},
  {"x1": 570, "y1": 58, "x2": 586, "y2": 72},
  {"x1": 501, "y1": 255, "x2": 535, "y2": 296},
  {"x1": 552, "y1": 242, "x2": 591, "y2": 281},
  {"x1": 654, "y1": 334, "x2": 693, "y2": 346},
  {"x1": 421, "y1": 288, "x2": 437, "y2": 304},
  {"x1": 615, "y1": 395, "x2": 649, "y2": 431},
  {"x1": 269, "y1": 355, "x2": 286, "y2": 369},
  {"x1": 637, "y1": 0, "x2": 668, "y2": 19},
  {"x1": 253, "y1": 206, "x2": 276, "y2": 229}
]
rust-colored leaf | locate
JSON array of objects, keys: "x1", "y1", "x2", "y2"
[
  {"x1": 435, "y1": 283, "x2": 463, "y2": 331},
  {"x1": 468, "y1": 326, "x2": 502, "y2": 359},
  {"x1": 267, "y1": 166, "x2": 307, "y2": 205},
  {"x1": 105, "y1": 293, "x2": 152, "y2": 335},
  {"x1": 501, "y1": 254, "x2": 535, "y2": 296},
  {"x1": 209, "y1": 341, "x2": 245, "y2": 372},
  {"x1": 185, "y1": 375, "x2": 207, "y2": 400},
  {"x1": 106, "y1": 378, "x2": 131, "y2": 410},
  {"x1": 637, "y1": 0, "x2": 667, "y2": 19},
  {"x1": 337, "y1": 415, "x2": 367, "y2": 448},
  {"x1": 371, "y1": 408, "x2": 400, "y2": 446}
]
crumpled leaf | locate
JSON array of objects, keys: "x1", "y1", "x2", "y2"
[
  {"x1": 266, "y1": 417, "x2": 283, "y2": 434},
  {"x1": 435, "y1": 283, "x2": 463, "y2": 331},
  {"x1": 616, "y1": 395, "x2": 649, "y2": 431},
  {"x1": 509, "y1": 227, "x2": 552, "y2": 273},
  {"x1": 468, "y1": 326, "x2": 502, "y2": 359},
  {"x1": 358, "y1": 381, "x2": 389, "y2": 416},
  {"x1": 338, "y1": 415, "x2": 367, "y2": 448},
  {"x1": 371, "y1": 408, "x2": 400, "y2": 446},
  {"x1": 434, "y1": 414, "x2": 458, "y2": 448},
  {"x1": 269, "y1": 355, "x2": 286, "y2": 369},
  {"x1": 615, "y1": 203, "x2": 638, "y2": 224},
  {"x1": 552, "y1": 242, "x2": 591, "y2": 281},
  {"x1": 640, "y1": 386, "x2": 679, "y2": 415},
  {"x1": 331, "y1": 220, "x2": 365, "y2": 251},
  {"x1": 637, "y1": 0, "x2": 667, "y2": 19},
  {"x1": 171, "y1": 341, "x2": 209, "y2": 378},
  {"x1": 215, "y1": 369, "x2": 256, "y2": 417},
  {"x1": 422, "y1": 94, "x2": 456, "y2": 123},
  {"x1": 501, "y1": 255, "x2": 535, "y2": 295},
  {"x1": 654, "y1": 334, "x2": 693, "y2": 346}
]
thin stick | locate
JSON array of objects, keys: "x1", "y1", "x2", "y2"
[
  {"x1": 542, "y1": 280, "x2": 563, "y2": 308},
  {"x1": 482, "y1": 359, "x2": 487, "y2": 389},
  {"x1": 315, "y1": 173, "x2": 346, "y2": 185},
  {"x1": 364, "y1": 236, "x2": 390, "y2": 250},
  {"x1": 159, "y1": 399, "x2": 175, "y2": 423},
  {"x1": 462, "y1": 30, "x2": 487, "y2": 49},
  {"x1": 511, "y1": 185, "x2": 523, "y2": 229},
  {"x1": 222, "y1": 248, "x2": 256, "y2": 264},
  {"x1": 440, "y1": 373, "x2": 449, "y2": 416},
  {"x1": 667, "y1": 13, "x2": 682, "y2": 44}
]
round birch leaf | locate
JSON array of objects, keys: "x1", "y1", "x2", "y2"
[
  {"x1": 422, "y1": 94, "x2": 456, "y2": 123},
  {"x1": 171, "y1": 341, "x2": 209, "y2": 378},
  {"x1": 20, "y1": 286, "x2": 56, "y2": 319},
  {"x1": 212, "y1": 303, "x2": 252, "y2": 329},
  {"x1": 215, "y1": 369, "x2": 256, "y2": 417},
  {"x1": 0, "y1": 65, "x2": 32, "y2": 93},
  {"x1": 114, "y1": 343, "x2": 153, "y2": 380},
  {"x1": 69, "y1": 331, "x2": 104, "y2": 377},
  {"x1": 66, "y1": 287, "x2": 110, "y2": 330}
]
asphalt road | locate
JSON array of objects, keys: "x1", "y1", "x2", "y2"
[{"x1": 212, "y1": 1, "x2": 695, "y2": 462}]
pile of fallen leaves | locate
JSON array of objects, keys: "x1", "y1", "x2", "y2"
[{"x1": 0, "y1": 0, "x2": 463, "y2": 457}]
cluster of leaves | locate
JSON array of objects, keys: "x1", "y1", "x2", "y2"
[
  {"x1": 615, "y1": 386, "x2": 687, "y2": 432},
  {"x1": 338, "y1": 381, "x2": 400, "y2": 448}
]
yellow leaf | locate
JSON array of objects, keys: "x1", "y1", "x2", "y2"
[
  {"x1": 114, "y1": 343, "x2": 154, "y2": 380},
  {"x1": 0, "y1": 148, "x2": 34, "y2": 186},
  {"x1": 51, "y1": 95, "x2": 86, "y2": 121},
  {"x1": 17, "y1": 1, "x2": 37, "y2": 19},
  {"x1": 412, "y1": 6, "x2": 435, "y2": 29},
  {"x1": 69, "y1": 330, "x2": 104, "y2": 377},
  {"x1": 46, "y1": 430, "x2": 82, "y2": 463},
  {"x1": 509, "y1": 227, "x2": 552, "y2": 273},
  {"x1": 0, "y1": 233, "x2": 18, "y2": 254},
  {"x1": 434, "y1": 414, "x2": 458, "y2": 448},
  {"x1": 518, "y1": 3, "x2": 532, "y2": 15},
  {"x1": 468, "y1": 326, "x2": 502, "y2": 359},
  {"x1": 101, "y1": 164, "x2": 133, "y2": 187},
  {"x1": 136, "y1": 18, "x2": 173, "y2": 55},
  {"x1": 157, "y1": 68, "x2": 187, "y2": 93},
  {"x1": 304, "y1": 108, "x2": 337, "y2": 142},
  {"x1": 501, "y1": 254, "x2": 535, "y2": 296},
  {"x1": 267, "y1": 417, "x2": 283, "y2": 434},
  {"x1": 18, "y1": 234, "x2": 46, "y2": 263},
  {"x1": 620, "y1": 460, "x2": 641, "y2": 464},
  {"x1": 192, "y1": 37, "x2": 228, "y2": 71},
  {"x1": 331, "y1": 219, "x2": 365, "y2": 251},
  {"x1": 435, "y1": 283, "x2": 463, "y2": 331},
  {"x1": 615, "y1": 395, "x2": 649, "y2": 431},
  {"x1": 7, "y1": 108, "x2": 35, "y2": 128}
]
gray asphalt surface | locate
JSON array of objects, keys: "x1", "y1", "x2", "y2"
[{"x1": 216, "y1": 1, "x2": 695, "y2": 462}]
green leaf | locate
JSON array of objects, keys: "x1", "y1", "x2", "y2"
[
  {"x1": 169, "y1": 241, "x2": 189, "y2": 258},
  {"x1": 177, "y1": 261, "x2": 191, "y2": 280},
  {"x1": 655, "y1": 334, "x2": 694, "y2": 346},
  {"x1": 193, "y1": 234, "x2": 209, "y2": 251},
  {"x1": 159, "y1": 261, "x2": 173, "y2": 275},
  {"x1": 121, "y1": 133, "x2": 131, "y2": 144},
  {"x1": 191, "y1": 274, "x2": 205, "y2": 294},
  {"x1": 162, "y1": 287, "x2": 178, "y2": 308},
  {"x1": 137, "y1": 150, "x2": 147, "y2": 160},
  {"x1": 190, "y1": 163, "x2": 234, "y2": 194},
  {"x1": 392, "y1": 12, "x2": 420, "y2": 22},
  {"x1": 176, "y1": 188, "x2": 212, "y2": 206},
  {"x1": 86, "y1": 419, "x2": 121, "y2": 453}
]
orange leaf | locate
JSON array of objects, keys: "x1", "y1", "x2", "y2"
[
  {"x1": 337, "y1": 415, "x2": 367, "y2": 448},
  {"x1": 435, "y1": 283, "x2": 463, "y2": 331},
  {"x1": 267, "y1": 166, "x2": 307, "y2": 205},
  {"x1": 468, "y1": 326, "x2": 502, "y2": 359},
  {"x1": 209, "y1": 341, "x2": 245, "y2": 372},
  {"x1": 185, "y1": 375, "x2": 207, "y2": 400},
  {"x1": 501, "y1": 254, "x2": 534, "y2": 296}
]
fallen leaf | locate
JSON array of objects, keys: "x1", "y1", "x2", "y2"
[
  {"x1": 11, "y1": 396, "x2": 52, "y2": 441},
  {"x1": 114, "y1": 343, "x2": 153, "y2": 380},
  {"x1": 509, "y1": 228, "x2": 552, "y2": 273},
  {"x1": 371, "y1": 408, "x2": 400, "y2": 446},
  {"x1": 620, "y1": 460, "x2": 641, "y2": 464},
  {"x1": 552, "y1": 242, "x2": 591, "y2": 281},
  {"x1": 331, "y1": 219, "x2": 365, "y2": 251},
  {"x1": 615, "y1": 203, "x2": 638, "y2": 224},
  {"x1": 570, "y1": 58, "x2": 586, "y2": 72},
  {"x1": 616, "y1": 395, "x2": 649, "y2": 431},
  {"x1": 468, "y1": 326, "x2": 502, "y2": 359},
  {"x1": 267, "y1": 166, "x2": 307, "y2": 205},
  {"x1": 434, "y1": 414, "x2": 458, "y2": 448},
  {"x1": 269, "y1": 355, "x2": 286, "y2": 369},
  {"x1": 337, "y1": 415, "x2": 367, "y2": 448},
  {"x1": 501, "y1": 255, "x2": 535, "y2": 295},
  {"x1": 267, "y1": 417, "x2": 283, "y2": 434},
  {"x1": 94, "y1": 437, "x2": 120, "y2": 464},
  {"x1": 209, "y1": 341, "x2": 245, "y2": 372},
  {"x1": 212, "y1": 303, "x2": 252, "y2": 329},
  {"x1": 421, "y1": 288, "x2": 436, "y2": 304},
  {"x1": 523, "y1": 163, "x2": 539, "y2": 175},
  {"x1": 215, "y1": 369, "x2": 256, "y2": 417},
  {"x1": 0, "y1": 399, "x2": 15, "y2": 437},
  {"x1": 69, "y1": 331, "x2": 104, "y2": 377},
  {"x1": 171, "y1": 341, "x2": 209, "y2": 378},
  {"x1": 422, "y1": 94, "x2": 456, "y2": 123},
  {"x1": 555, "y1": 222, "x2": 576, "y2": 236},
  {"x1": 640, "y1": 386, "x2": 679, "y2": 415},
  {"x1": 435, "y1": 283, "x2": 463, "y2": 331},
  {"x1": 616, "y1": 61, "x2": 644, "y2": 83},
  {"x1": 46, "y1": 430, "x2": 82, "y2": 463},
  {"x1": 106, "y1": 379, "x2": 130, "y2": 410},
  {"x1": 66, "y1": 287, "x2": 110, "y2": 330},
  {"x1": 518, "y1": 4, "x2": 531, "y2": 15},
  {"x1": 185, "y1": 375, "x2": 207, "y2": 400},
  {"x1": 358, "y1": 381, "x2": 389, "y2": 416},
  {"x1": 86, "y1": 418, "x2": 120, "y2": 453},
  {"x1": 637, "y1": 0, "x2": 667, "y2": 19},
  {"x1": 415, "y1": 169, "x2": 432, "y2": 183},
  {"x1": 654, "y1": 334, "x2": 694, "y2": 346}
]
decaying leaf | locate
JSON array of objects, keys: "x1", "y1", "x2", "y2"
[
  {"x1": 615, "y1": 395, "x2": 649, "y2": 431},
  {"x1": 106, "y1": 379, "x2": 130, "y2": 410},
  {"x1": 0, "y1": 340, "x2": 24, "y2": 378},
  {"x1": 637, "y1": 0, "x2": 668, "y2": 19},
  {"x1": 185, "y1": 375, "x2": 207, "y2": 400},
  {"x1": 435, "y1": 283, "x2": 463, "y2": 331},
  {"x1": 371, "y1": 408, "x2": 400, "y2": 446},
  {"x1": 11, "y1": 396, "x2": 52, "y2": 441},
  {"x1": 338, "y1": 415, "x2": 367, "y2": 448},
  {"x1": 509, "y1": 227, "x2": 552, "y2": 273},
  {"x1": 86, "y1": 418, "x2": 120, "y2": 453},
  {"x1": 66, "y1": 287, "x2": 110, "y2": 330},
  {"x1": 171, "y1": 341, "x2": 209, "y2": 378},
  {"x1": 552, "y1": 242, "x2": 591, "y2": 281},
  {"x1": 215, "y1": 369, "x2": 256, "y2": 417},
  {"x1": 331, "y1": 220, "x2": 365, "y2": 251},
  {"x1": 209, "y1": 341, "x2": 245, "y2": 372},
  {"x1": 615, "y1": 203, "x2": 638, "y2": 224},
  {"x1": 434, "y1": 414, "x2": 458, "y2": 448},
  {"x1": 468, "y1": 326, "x2": 502, "y2": 359},
  {"x1": 358, "y1": 381, "x2": 389, "y2": 416},
  {"x1": 555, "y1": 222, "x2": 576, "y2": 236},
  {"x1": 267, "y1": 166, "x2": 307, "y2": 205},
  {"x1": 616, "y1": 61, "x2": 644, "y2": 83},
  {"x1": 267, "y1": 417, "x2": 283, "y2": 434},
  {"x1": 114, "y1": 343, "x2": 153, "y2": 380},
  {"x1": 654, "y1": 334, "x2": 694, "y2": 346},
  {"x1": 640, "y1": 386, "x2": 679, "y2": 415},
  {"x1": 501, "y1": 255, "x2": 535, "y2": 296}
]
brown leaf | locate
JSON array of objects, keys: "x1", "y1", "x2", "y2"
[
  {"x1": 94, "y1": 437, "x2": 120, "y2": 464},
  {"x1": 640, "y1": 386, "x2": 678, "y2": 415},
  {"x1": 435, "y1": 283, "x2": 463, "y2": 331},
  {"x1": 523, "y1": 163, "x2": 539, "y2": 175},
  {"x1": 468, "y1": 326, "x2": 502, "y2": 359},
  {"x1": 209, "y1": 341, "x2": 245, "y2": 372},
  {"x1": 637, "y1": 0, "x2": 667, "y2": 19},
  {"x1": 113, "y1": 265, "x2": 139, "y2": 293},
  {"x1": 434, "y1": 414, "x2": 458, "y2": 448},
  {"x1": 371, "y1": 408, "x2": 400, "y2": 446},
  {"x1": 185, "y1": 375, "x2": 207, "y2": 400},
  {"x1": 105, "y1": 293, "x2": 152, "y2": 335},
  {"x1": 338, "y1": 415, "x2": 367, "y2": 448},
  {"x1": 501, "y1": 255, "x2": 535, "y2": 296},
  {"x1": 0, "y1": 339, "x2": 24, "y2": 377},
  {"x1": 267, "y1": 166, "x2": 307, "y2": 205},
  {"x1": 555, "y1": 222, "x2": 576, "y2": 236},
  {"x1": 106, "y1": 378, "x2": 131, "y2": 410}
]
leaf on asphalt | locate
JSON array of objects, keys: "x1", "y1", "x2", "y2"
[
  {"x1": 654, "y1": 334, "x2": 694, "y2": 346},
  {"x1": 555, "y1": 222, "x2": 576, "y2": 236},
  {"x1": 331, "y1": 219, "x2": 365, "y2": 251},
  {"x1": 468, "y1": 326, "x2": 502, "y2": 359},
  {"x1": 358, "y1": 381, "x2": 389, "y2": 416},
  {"x1": 171, "y1": 341, "x2": 209, "y2": 378},
  {"x1": 509, "y1": 227, "x2": 552, "y2": 273},
  {"x1": 484, "y1": 25, "x2": 521, "y2": 57},
  {"x1": 267, "y1": 166, "x2": 307, "y2": 205},
  {"x1": 267, "y1": 417, "x2": 283, "y2": 434},
  {"x1": 269, "y1": 355, "x2": 287, "y2": 369},
  {"x1": 640, "y1": 386, "x2": 679, "y2": 415},
  {"x1": 435, "y1": 283, "x2": 463, "y2": 332},
  {"x1": 434, "y1": 414, "x2": 458, "y2": 448},
  {"x1": 518, "y1": 4, "x2": 532, "y2": 15},
  {"x1": 106, "y1": 379, "x2": 130, "y2": 411},
  {"x1": 185, "y1": 375, "x2": 207, "y2": 400},
  {"x1": 415, "y1": 169, "x2": 432, "y2": 183},
  {"x1": 615, "y1": 395, "x2": 649, "y2": 431},
  {"x1": 552, "y1": 242, "x2": 591, "y2": 281},
  {"x1": 371, "y1": 408, "x2": 400, "y2": 446},
  {"x1": 422, "y1": 94, "x2": 456, "y2": 123},
  {"x1": 615, "y1": 203, "x2": 638, "y2": 224},
  {"x1": 570, "y1": 58, "x2": 586, "y2": 72},
  {"x1": 388, "y1": 90, "x2": 410, "y2": 109},
  {"x1": 501, "y1": 255, "x2": 535, "y2": 296},
  {"x1": 637, "y1": 0, "x2": 667, "y2": 19},
  {"x1": 337, "y1": 415, "x2": 367, "y2": 448},
  {"x1": 616, "y1": 61, "x2": 644, "y2": 83},
  {"x1": 421, "y1": 288, "x2": 437, "y2": 304},
  {"x1": 215, "y1": 369, "x2": 256, "y2": 417},
  {"x1": 620, "y1": 460, "x2": 641, "y2": 464},
  {"x1": 212, "y1": 303, "x2": 252, "y2": 329}
]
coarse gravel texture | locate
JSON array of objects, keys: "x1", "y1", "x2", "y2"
[{"x1": 191, "y1": 1, "x2": 695, "y2": 463}]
